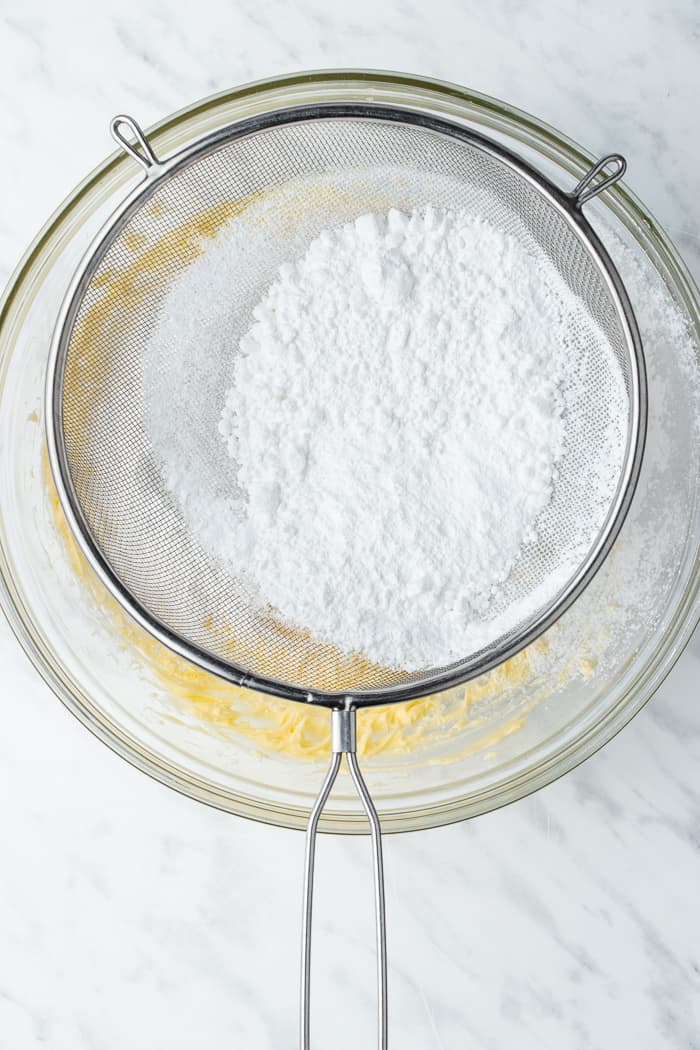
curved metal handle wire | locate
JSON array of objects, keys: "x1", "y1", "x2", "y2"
[
  {"x1": 570, "y1": 153, "x2": 627, "y2": 208},
  {"x1": 110, "y1": 114, "x2": 161, "y2": 174},
  {"x1": 301, "y1": 707, "x2": 388, "y2": 1050}
]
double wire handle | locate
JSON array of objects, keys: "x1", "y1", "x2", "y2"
[{"x1": 301, "y1": 706, "x2": 388, "y2": 1050}]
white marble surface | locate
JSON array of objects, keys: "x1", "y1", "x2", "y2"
[{"x1": 1, "y1": 1, "x2": 699, "y2": 1047}]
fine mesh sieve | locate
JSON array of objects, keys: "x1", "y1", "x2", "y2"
[{"x1": 46, "y1": 105, "x2": 646, "y2": 1050}]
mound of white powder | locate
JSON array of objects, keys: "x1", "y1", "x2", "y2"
[{"x1": 144, "y1": 202, "x2": 628, "y2": 670}]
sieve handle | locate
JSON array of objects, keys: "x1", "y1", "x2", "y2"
[
  {"x1": 300, "y1": 705, "x2": 388, "y2": 1050},
  {"x1": 569, "y1": 154, "x2": 627, "y2": 208}
]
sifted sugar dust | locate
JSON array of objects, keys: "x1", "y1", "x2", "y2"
[{"x1": 145, "y1": 204, "x2": 627, "y2": 671}]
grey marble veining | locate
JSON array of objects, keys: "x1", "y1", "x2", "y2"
[{"x1": 0, "y1": 1, "x2": 699, "y2": 1047}]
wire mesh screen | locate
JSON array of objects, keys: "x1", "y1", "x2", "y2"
[{"x1": 55, "y1": 113, "x2": 640, "y2": 696}]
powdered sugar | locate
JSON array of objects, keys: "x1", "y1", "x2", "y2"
[
  {"x1": 513, "y1": 226, "x2": 700, "y2": 694},
  {"x1": 144, "y1": 202, "x2": 628, "y2": 671}
]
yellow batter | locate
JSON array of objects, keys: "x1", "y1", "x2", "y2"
[{"x1": 47, "y1": 192, "x2": 552, "y2": 762}]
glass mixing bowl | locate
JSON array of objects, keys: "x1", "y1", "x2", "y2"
[{"x1": 1, "y1": 70, "x2": 698, "y2": 833}]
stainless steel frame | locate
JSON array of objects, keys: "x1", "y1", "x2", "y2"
[
  {"x1": 45, "y1": 105, "x2": 647, "y2": 1050},
  {"x1": 46, "y1": 104, "x2": 647, "y2": 709}
]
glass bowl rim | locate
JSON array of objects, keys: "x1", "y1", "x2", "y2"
[{"x1": 1, "y1": 67, "x2": 698, "y2": 834}]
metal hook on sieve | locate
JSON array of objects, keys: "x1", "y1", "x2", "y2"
[
  {"x1": 570, "y1": 153, "x2": 627, "y2": 208},
  {"x1": 110, "y1": 114, "x2": 161, "y2": 175},
  {"x1": 301, "y1": 705, "x2": 388, "y2": 1050}
]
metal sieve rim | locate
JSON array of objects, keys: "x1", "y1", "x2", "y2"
[{"x1": 45, "y1": 103, "x2": 647, "y2": 709}]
